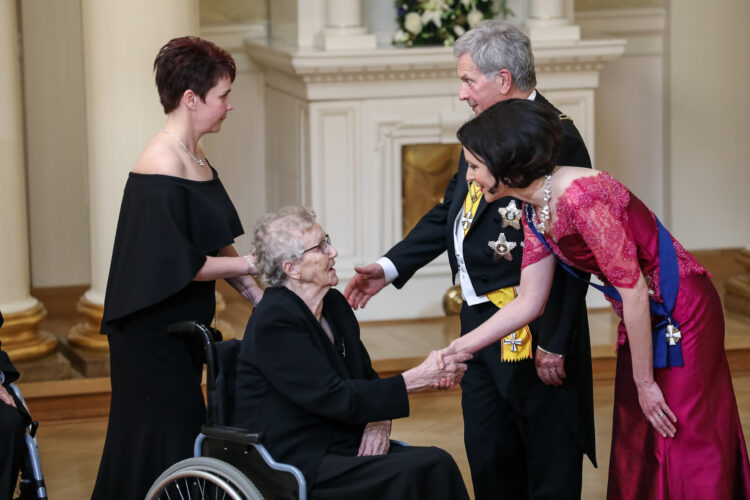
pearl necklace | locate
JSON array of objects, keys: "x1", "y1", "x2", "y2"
[
  {"x1": 161, "y1": 129, "x2": 205, "y2": 166},
  {"x1": 534, "y1": 172, "x2": 555, "y2": 234}
]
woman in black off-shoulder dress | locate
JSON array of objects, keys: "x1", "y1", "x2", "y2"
[{"x1": 91, "y1": 37, "x2": 263, "y2": 500}]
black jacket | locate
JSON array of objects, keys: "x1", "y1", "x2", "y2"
[
  {"x1": 232, "y1": 287, "x2": 410, "y2": 486},
  {"x1": 383, "y1": 92, "x2": 596, "y2": 465}
]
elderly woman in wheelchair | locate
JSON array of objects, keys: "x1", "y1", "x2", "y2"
[{"x1": 232, "y1": 205, "x2": 471, "y2": 500}]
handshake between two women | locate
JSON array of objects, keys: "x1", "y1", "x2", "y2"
[{"x1": 402, "y1": 349, "x2": 472, "y2": 393}]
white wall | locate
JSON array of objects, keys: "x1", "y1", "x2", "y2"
[
  {"x1": 199, "y1": 24, "x2": 268, "y2": 254},
  {"x1": 667, "y1": 0, "x2": 750, "y2": 249},
  {"x1": 578, "y1": 7, "x2": 666, "y2": 218}
]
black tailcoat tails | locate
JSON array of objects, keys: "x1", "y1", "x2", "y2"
[
  {"x1": 384, "y1": 93, "x2": 596, "y2": 500},
  {"x1": 232, "y1": 287, "x2": 470, "y2": 500},
  {"x1": 1, "y1": 311, "x2": 30, "y2": 500}
]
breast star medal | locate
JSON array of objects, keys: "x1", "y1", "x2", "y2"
[
  {"x1": 498, "y1": 200, "x2": 522, "y2": 230},
  {"x1": 488, "y1": 233, "x2": 517, "y2": 261}
]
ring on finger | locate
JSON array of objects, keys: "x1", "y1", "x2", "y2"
[{"x1": 657, "y1": 411, "x2": 665, "y2": 418}]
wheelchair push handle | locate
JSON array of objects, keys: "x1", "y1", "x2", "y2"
[
  {"x1": 167, "y1": 321, "x2": 222, "y2": 363},
  {"x1": 167, "y1": 321, "x2": 222, "y2": 342},
  {"x1": 168, "y1": 320, "x2": 223, "y2": 425}
]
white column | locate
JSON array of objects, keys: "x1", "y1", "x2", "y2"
[
  {"x1": 317, "y1": 0, "x2": 376, "y2": 50},
  {"x1": 0, "y1": 0, "x2": 57, "y2": 361},
  {"x1": 525, "y1": 0, "x2": 580, "y2": 41},
  {"x1": 69, "y1": 0, "x2": 199, "y2": 349}
]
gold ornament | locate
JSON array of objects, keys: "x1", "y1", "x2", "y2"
[{"x1": 443, "y1": 285, "x2": 463, "y2": 316}]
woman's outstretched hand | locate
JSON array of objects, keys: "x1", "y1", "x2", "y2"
[
  {"x1": 436, "y1": 340, "x2": 460, "y2": 370},
  {"x1": 636, "y1": 379, "x2": 677, "y2": 438}
]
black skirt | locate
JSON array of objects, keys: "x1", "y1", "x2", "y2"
[
  {"x1": 91, "y1": 290, "x2": 210, "y2": 500},
  {"x1": 313, "y1": 445, "x2": 470, "y2": 500}
]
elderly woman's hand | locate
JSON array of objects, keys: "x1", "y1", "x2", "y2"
[
  {"x1": 358, "y1": 420, "x2": 392, "y2": 456},
  {"x1": 432, "y1": 352, "x2": 472, "y2": 390}
]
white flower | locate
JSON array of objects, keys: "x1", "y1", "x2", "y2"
[
  {"x1": 467, "y1": 8, "x2": 484, "y2": 28},
  {"x1": 393, "y1": 29, "x2": 410, "y2": 44},
  {"x1": 404, "y1": 12, "x2": 423, "y2": 35},
  {"x1": 454, "y1": 25, "x2": 465, "y2": 37},
  {"x1": 421, "y1": 8, "x2": 443, "y2": 28},
  {"x1": 460, "y1": 0, "x2": 475, "y2": 8},
  {"x1": 423, "y1": 0, "x2": 449, "y2": 10}
]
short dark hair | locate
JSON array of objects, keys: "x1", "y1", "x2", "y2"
[
  {"x1": 153, "y1": 36, "x2": 236, "y2": 114},
  {"x1": 457, "y1": 99, "x2": 561, "y2": 188}
]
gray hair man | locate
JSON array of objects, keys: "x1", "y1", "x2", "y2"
[{"x1": 345, "y1": 20, "x2": 595, "y2": 499}]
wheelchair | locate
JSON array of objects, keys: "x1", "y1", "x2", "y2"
[
  {"x1": 8, "y1": 384, "x2": 48, "y2": 500},
  {"x1": 146, "y1": 321, "x2": 307, "y2": 500}
]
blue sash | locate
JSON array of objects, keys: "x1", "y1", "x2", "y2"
[{"x1": 523, "y1": 203, "x2": 684, "y2": 368}]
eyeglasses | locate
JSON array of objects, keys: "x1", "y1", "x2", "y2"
[{"x1": 302, "y1": 234, "x2": 331, "y2": 255}]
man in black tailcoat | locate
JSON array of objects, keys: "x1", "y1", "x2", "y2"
[
  {"x1": 1, "y1": 311, "x2": 30, "y2": 499},
  {"x1": 345, "y1": 21, "x2": 596, "y2": 500}
]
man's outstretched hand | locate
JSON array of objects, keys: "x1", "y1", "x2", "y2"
[{"x1": 344, "y1": 263, "x2": 387, "y2": 309}]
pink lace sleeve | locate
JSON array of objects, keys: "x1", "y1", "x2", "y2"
[
  {"x1": 560, "y1": 176, "x2": 641, "y2": 288},
  {"x1": 521, "y1": 209, "x2": 551, "y2": 269}
]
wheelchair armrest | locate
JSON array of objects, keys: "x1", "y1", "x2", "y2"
[{"x1": 200, "y1": 424, "x2": 264, "y2": 445}]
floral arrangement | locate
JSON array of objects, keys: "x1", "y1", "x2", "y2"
[{"x1": 393, "y1": 0, "x2": 511, "y2": 47}]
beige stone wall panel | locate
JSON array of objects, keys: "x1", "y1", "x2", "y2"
[{"x1": 200, "y1": 0, "x2": 267, "y2": 25}]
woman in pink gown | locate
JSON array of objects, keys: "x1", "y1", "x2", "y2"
[{"x1": 441, "y1": 98, "x2": 750, "y2": 499}]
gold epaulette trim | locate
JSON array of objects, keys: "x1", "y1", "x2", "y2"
[{"x1": 559, "y1": 113, "x2": 572, "y2": 121}]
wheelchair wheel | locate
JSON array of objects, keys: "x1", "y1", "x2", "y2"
[{"x1": 146, "y1": 457, "x2": 264, "y2": 500}]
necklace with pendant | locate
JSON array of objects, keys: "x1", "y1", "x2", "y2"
[
  {"x1": 162, "y1": 129, "x2": 205, "y2": 166},
  {"x1": 534, "y1": 172, "x2": 555, "y2": 234}
]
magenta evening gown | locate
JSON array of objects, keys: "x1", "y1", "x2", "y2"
[{"x1": 521, "y1": 172, "x2": 750, "y2": 499}]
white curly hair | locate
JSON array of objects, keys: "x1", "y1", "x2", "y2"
[{"x1": 253, "y1": 205, "x2": 317, "y2": 287}]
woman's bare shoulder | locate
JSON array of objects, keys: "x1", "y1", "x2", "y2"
[
  {"x1": 131, "y1": 135, "x2": 186, "y2": 177},
  {"x1": 554, "y1": 166, "x2": 599, "y2": 194}
]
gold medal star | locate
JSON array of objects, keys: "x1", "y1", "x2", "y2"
[
  {"x1": 488, "y1": 233, "x2": 517, "y2": 261},
  {"x1": 498, "y1": 200, "x2": 522, "y2": 230}
]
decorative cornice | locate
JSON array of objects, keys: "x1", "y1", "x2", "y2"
[{"x1": 244, "y1": 37, "x2": 625, "y2": 87}]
